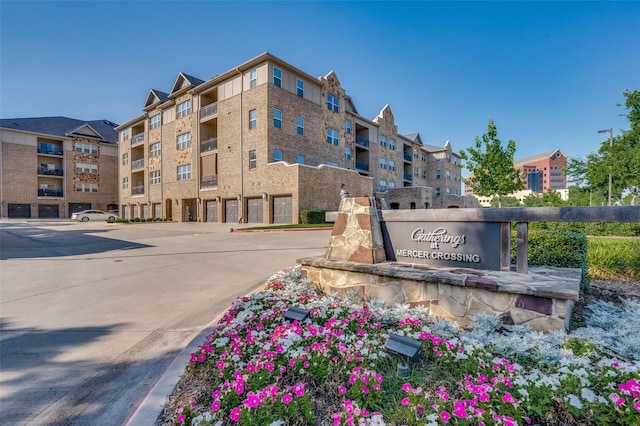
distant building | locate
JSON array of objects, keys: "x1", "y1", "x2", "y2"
[
  {"x1": 0, "y1": 117, "x2": 119, "y2": 218},
  {"x1": 464, "y1": 148, "x2": 567, "y2": 202},
  {"x1": 116, "y1": 52, "x2": 465, "y2": 223}
]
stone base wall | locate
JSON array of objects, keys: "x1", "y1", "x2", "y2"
[{"x1": 300, "y1": 258, "x2": 579, "y2": 332}]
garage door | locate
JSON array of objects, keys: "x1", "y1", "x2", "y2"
[
  {"x1": 273, "y1": 196, "x2": 292, "y2": 224},
  {"x1": 206, "y1": 201, "x2": 218, "y2": 222},
  {"x1": 247, "y1": 199, "x2": 263, "y2": 223},
  {"x1": 38, "y1": 204, "x2": 59, "y2": 218},
  {"x1": 225, "y1": 199, "x2": 238, "y2": 223},
  {"x1": 8, "y1": 204, "x2": 31, "y2": 218},
  {"x1": 69, "y1": 203, "x2": 91, "y2": 215}
]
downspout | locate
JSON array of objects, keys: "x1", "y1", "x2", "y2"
[{"x1": 236, "y1": 67, "x2": 244, "y2": 223}]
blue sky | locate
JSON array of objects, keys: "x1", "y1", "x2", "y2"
[{"x1": 1, "y1": 1, "x2": 639, "y2": 169}]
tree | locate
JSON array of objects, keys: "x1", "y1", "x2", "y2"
[
  {"x1": 523, "y1": 193, "x2": 544, "y2": 207},
  {"x1": 490, "y1": 196, "x2": 520, "y2": 208},
  {"x1": 461, "y1": 119, "x2": 524, "y2": 207},
  {"x1": 542, "y1": 189, "x2": 564, "y2": 206}
]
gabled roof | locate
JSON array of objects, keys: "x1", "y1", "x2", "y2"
[
  {"x1": 170, "y1": 72, "x2": 205, "y2": 95},
  {"x1": 0, "y1": 116, "x2": 118, "y2": 144},
  {"x1": 323, "y1": 70, "x2": 341, "y2": 86},
  {"x1": 403, "y1": 133, "x2": 423, "y2": 145},
  {"x1": 515, "y1": 149, "x2": 566, "y2": 166},
  {"x1": 144, "y1": 89, "x2": 170, "y2": 109}
]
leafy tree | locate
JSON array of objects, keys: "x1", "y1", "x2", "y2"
[
  {"x1": 523, "y1": 193, "x2": 544, "y2": 207},
  {"x1": 566, "y1": 185, "x2": 606, "y2": 206},
  {"x1": 490, "y1": 196, "x2": 520, "y2": 208},
  {"x1": 542, "y1": 189, "x2": 564, "y2": 206},
  {"x1": 461, "y1": 119, "x2": 524, "y2": 207}
]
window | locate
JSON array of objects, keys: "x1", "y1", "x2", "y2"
[
  {"x1": 150, "y1": 142, "x2": 161, "y2": 157},
  {"x1": 446, "y1": 170, "x2": 451, "y2": 180},
  {"x1": 414, "y1": 167, "x2": 419, "y2": 177},
  {"x1": 389, "y1": 181, "x2": 396, "y2": 188},
  {"x1": 123, "y1": 177, "x2": 129, "y2": 189},
  {"x1": 75, "y1": 142, "x2": 98, "y2": 154},
  {"x1": 296, "y1": 155, "x2": 304, "y2": 164},
  {"x1": 274, "y1": 109, "x2": 282, "y2": 128},
  {"x1": 76, "y1": 163, "x2": 98, "y2": 173},
  {"x1": 273, "y1": 67, "x2": 282, "y2": 87},
  {"x1": 177, "y1": 164, "x2": 191, "y2": 181},
  {"x1": 380, "y1": 180, "x2": 387, "y2": 191},
  {"x1": 379, "y1": 158, "x2": 387, "y2": 169},
  {"x1": 150, "y1": 113, "x2": 161, "y2": 129},
  {"x1": 249, "y1": 109, "x2": 257, "y2": 129},
  {"x1": 436, "y1": 170, "x2": 441, "y2": 179},
  {"x1": 122, "y1": 152, "x2": 129, "y2": 165},
  {"x1": 273, "y1": 149, "x2": 282, "y2": 162},
  {"x1": 345, "y1": 120, "x2": 351, "y2": 134},
  {"x1": 327, "y1": 94, "x2": 339, "y2": 112},
  {"x1": 297, "y1": 117, "x2": 304, "y2": 135},
  {"x1": 121, "y1": 129, "x2": 129, "y2": 141},
  {"x1": 435, "y1": 187, "x2": 441, "y2": 197},
  {"x1": 250, "y1": 69, "x2": 257, "y2": 88},
  {"x1": 422, "y1": 170, "x2": 426, "y2": 179},
  {"x1": 421, "y1": 152, "x2": 427, "y2": 162},
  {"x1": 389, "y1": 160, "x2": 395, "y2": 171},
  {"x1": 150, "y1": 170, "x2": 161, "y2": 185},
  {"x1": 249, "y1": 150, "x2": 256, "y2": 170},
  {"x1": 345, "y1": 147, "x2": 352, "y2": 160},
  {"x1": 296, "y1": 79, "x2": 304, "y2": 97},
  {"x1": 177, "y1": 132, "x2": 191, "y2": 150},
  {"x1": 389, "y1": 138, "x2": 396, "y2": 151},
  {"x1": 177, "y1": 100, "x2": 191, "y2": 118},
  {"x1": 326, "y1": 161, "x2": 339, "y2": 167},
  {"x1": 446, "y1": 153, "x2": 451, "y2": 161},
  {"x1": 414, "y1": 149, "x2": 419, "y2": 159},
  {"x1": 76, "y1": 182, "x2": 98, "y2": 193},
  {"x1": 327, "y1": 128, "x2": 339, "y2": 145},
  {"x1": 446, "y1": 187, "x2": 451, "y2": 194},
  {"x1": 380, "y1": 135, "x2": 387, "y2": 148}
]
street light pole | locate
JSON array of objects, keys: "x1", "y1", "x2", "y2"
[{"x1": 598, "y1": 128, "x2": 614, "y2": 206}]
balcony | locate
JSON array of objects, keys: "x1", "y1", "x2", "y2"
[
  {"x1": 38, "y1": 189, "x2": 63, "y2": 197},
  {"x1": 201, "y1": 137, "x2": 217, "y2": 153},
  {"x1": 37, "y1": 167, "x2": 63, "y2": 176},
  {"x1": 201, "y1": 175, "x2": 218, "y2": 188},
  {"x1": 131, "y1": 185, "x2": 145, "y2": 196},
  {"x1": 132, "y1": 133, "x2": 145, "y2": 145},
  {"x1": 131, "y1": 158, "x2": 144, "y2": 170},
  {"x1": 404, "y1": 172, "x2": 413, "y2": 181},
  {"x1": 355, "y1": 136, "x2": 369, "y2": 148},
  {"x1": 355, "y1": 162, "x2": 369, "y2": 172},
  {"x1": 200, "y1": 102, "x2": 218, "y2": 120},
  {"x1": 403, "y1": 153, "x2": 412, "y2": 162},
  {"x1": 38, "y1": 147, "x2": 63, "y2": 156}
]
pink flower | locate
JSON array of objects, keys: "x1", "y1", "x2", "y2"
[
  {"x1": 401, "y1": 397, "x2": 410, "y2": 406},
  {"x1": 609, "y1": 392, "x2": 625, "y2": 405},
  {"x1": 230, "y1": 407, "x2": 241, "y2": 422},
  {"x1": 402, "y1": 383, "x2": 412, "y2": 392},
  {"x1": 176, "y1": 414, "x2": 185, "y2": 424},
  {"x1": 234, "y1": 383, "x2": 244, "y2": 395},
  {"x1": 634, "y1": 402, "x2": 640, "y2": 412},
  {"x1": 502, "y1": 392, "x2": 518, "y2": 404},
  {"x1": 339, "y1": 386, "x2": 346, "y2": 394},
  {"x1": 281, "y1": 393, "x2": 293, "y2": 404},
  {"x1": 211, "y1": 400, "x2": 220, "y2": 411},
  {"x1": 440, "y1": 410, "x2": 451, "y2": 423},
  {"x1": 332, "y1": 413, "x2": 341, "y2": 426},
  {"x1": 361, "y1": 375, "x2": 368, "y2": 383},
  {"x1": 479, "y1": 393, "x2": 490, "y2": 402},
  {"x1": 244, "y1": 392, "x2": 261, "y2": 408},
  {"x1": 349, "y1": 374, "x2": 357, "y2": 384},
  {"x1": 503, "y1": 416, "x2": 516, "y2": 426},
  {"x1": 453, "y1": 401, "x2": 467, "y2": 418},
  {"x1": 361, "y1": 385, "x2": 369, "y2": 394},
  {"x1": 198, "y1": 353, "x2": 206, "y2": 362}
]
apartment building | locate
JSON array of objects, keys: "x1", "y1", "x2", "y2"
[
  {"x1": 116, "y1": 52, "x2": 464, "y2": 223},
  {"x1": 0, "y1": 117, "x2": 119, "y2": 218}
]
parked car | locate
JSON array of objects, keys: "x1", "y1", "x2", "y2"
[
  {"x1": 107, "y1": 209, "x2": 119, "y2": 218},
  {"x1": 71, "y1": 210, "x2": 116, "y2": 222}
]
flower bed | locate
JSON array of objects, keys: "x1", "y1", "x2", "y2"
[{"x1": 163, "y1": 266, "x2": 640, "y2": 425}]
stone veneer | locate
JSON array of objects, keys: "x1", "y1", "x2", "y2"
[{"x1": 300, "y1": 197, "x2": 581, "y2": 332}]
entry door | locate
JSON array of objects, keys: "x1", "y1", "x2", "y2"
[
  {"x1": 273, "y1": 196, "x2": 292, "y2": 224},
  {"x1": 247, "y1": 199, "x2": 263, "y2": 223},
  {"x1": 206, "y1": 201, "x2": 218, "y2": 222},
  {"x1": 225, "y1": 200, "x2": 238, "y2": 223}
]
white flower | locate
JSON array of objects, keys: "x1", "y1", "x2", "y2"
[
  {"x1": 581, "y1": 387, "x2": 598, "y2": 403},
  {"x1": 566, "y1": 394, "x2": 583, "y2": 409}
]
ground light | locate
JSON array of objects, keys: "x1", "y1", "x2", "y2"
[
  {"x1": 385, "y1": 333, "x2": 423, "y2": 378},
  {"x1": 283, "y1": 306, "x2": 311, "y2": 322}
]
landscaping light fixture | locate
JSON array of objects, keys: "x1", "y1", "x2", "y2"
[
  {"x1": 385, "y1": 333, "x2": 423, "y2": 379},
  {"x1": 284, "y1": 306, "x2": 310, "y2": 322}
]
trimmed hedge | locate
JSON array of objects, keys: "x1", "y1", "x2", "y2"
[
  {"x1": 529, "y1": 221, "x2": 640, "y2": 237},
  {"x1": 300, "y1": 210, "x2": 326, "y2": 224},
  {"x1": 512, "y1": 230, "x2": 590, "y2": 290}
]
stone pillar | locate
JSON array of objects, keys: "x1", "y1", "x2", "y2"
[{"x1": 326, "y1": 197, "x2": 386, "y2": 264}]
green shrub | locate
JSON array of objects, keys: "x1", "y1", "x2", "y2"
[
  {"x1": 300, "y1": 210, "x2": 326, "y2": 224},
  {"x1": 588, "y1": 238, "x2": 640, "y2": 281},
  {"x1": 512, "y1": 230, "x2": 589, "y2": 289},
  {"x1": 530, "y1": 221, "x2": 640, "y2": 237}
]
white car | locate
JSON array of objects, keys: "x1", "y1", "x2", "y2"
[{"x1": 71, "y1": 210, "x2": 116, "y2": 222}]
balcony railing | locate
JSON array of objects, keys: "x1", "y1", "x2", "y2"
[
  {"x1": 403, "y1": 153, "x2": 412, "y2": 162},
  {"x1": 37, "y1": 167, "x2": 63, "y2": 176},
  {"x1": 201, "y1": 175, "x2": 218, "y2": 188},
  {"x1": 132, "y1": 133, "x2": 145, "y2": 145},
  {"x1": 131, "y1": 158, "x2": 144, "y2": 170},
  {"x1": 38, "y1": 189, "x2": 63, "y2": 197},
  {"x1": 200, "y1": 102, "x2": 218, "y2": 119},
  {"x1": 131, "y1": 185, "x2": 144, "y2": 196},
  {"x1": 201, "y1": 137, "x2": 218, "y2": 153},
  {"x1": 355, "y1": 136, "x2": 369, "y2": 147},
  {"x1": 38, "y1": 148, "x2": 63, "y2": 156},
  {"x1": 355, "y1": 162, "x2": 369, "y2": 172},
  {"x1": 404, "y1": 172, "x2": 413, "y2": 181}
]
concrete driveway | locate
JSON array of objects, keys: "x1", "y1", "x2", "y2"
[{"x1": 0, "y1": 220, "x2": 330, "y2": 425}]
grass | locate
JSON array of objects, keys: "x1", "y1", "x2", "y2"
[
  {"x1": 161, "y1": 266, "x2": 640, "y2": 426},
  {"x1": 242, "y1": 223, "x2": 334, "y2": 230},
  {"x1": 588, "y1": 237, "x2": 640, "y2": 281}
]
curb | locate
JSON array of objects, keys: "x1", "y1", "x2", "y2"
[{"x1": 232, "y1": 227, "x2": 333, "y2": 233}]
